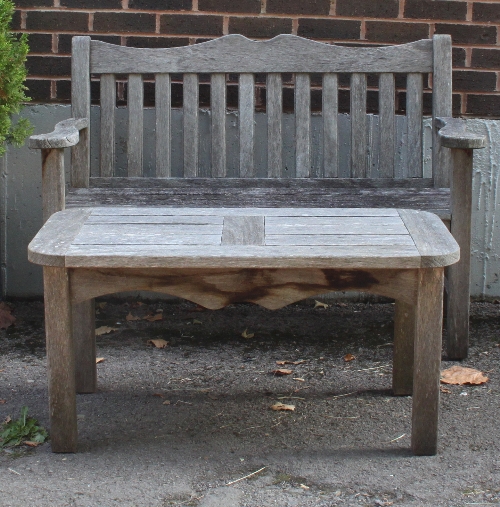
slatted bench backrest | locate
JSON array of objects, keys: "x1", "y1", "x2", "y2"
[{"x1": 70, "y1": 34, "x2": 452, "y2": 189}]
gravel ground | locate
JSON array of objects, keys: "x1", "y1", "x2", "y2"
[{"x1": 0, "y1": 298, "x2": 499, "y2": 507}]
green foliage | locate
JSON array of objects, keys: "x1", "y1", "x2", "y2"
[
  {"x1": 0, "y1": 406, "x2": 48, "y2": 448},
  {"x1": 0, "y1": 0, "x2": 32, "y2": 155}
]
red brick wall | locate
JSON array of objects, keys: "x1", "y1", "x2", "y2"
[{"x1": 13, "y1": 0, "x2": 500, "y2": 117}]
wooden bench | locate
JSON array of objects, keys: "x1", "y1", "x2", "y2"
[{"x1": 27, "y1": 34, "x2": 485, "y2": 455}]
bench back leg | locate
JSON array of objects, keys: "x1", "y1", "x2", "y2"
[{"x1": 74, "y1": 300, "x2": 97, "y2": 393}]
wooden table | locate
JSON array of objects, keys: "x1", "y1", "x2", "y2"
[{"x1": 29, "y1": 207, "x2": 459, "y2": 455}]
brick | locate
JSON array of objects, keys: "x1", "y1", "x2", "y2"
[
  {"x1": 61, "y1": 0, "x2": 121, "y2": 8},
  {"x1": 59, "y1": 34, "x2": 120, "y2": 54},
  {"x1": 473, "y1": 3, "x2": 500, "y2": 23},
  {"x1": 27, "y1": 55, "x2": 71, "y2": 77},
  {"x1": 57, "y1": 80, "x2": 100, "y2": 103},
  {"x1": 11, "y1": 10, "x2": 21, "y2": 30},
  {"x1": 25, "y1": 79, "x2": 51, "y2": 102},
  {"x1": 337, "y1": 0, "x2": 399, "y2": 19},
  {"x1": 227, "y1": 83, "x2": 238, "y2": 109},
  {"x1": 199, "y1": 0, "x2": 260, "y2": 13},
  {"x1": 452, "y1": 71, "x2": 497, "y2": 92},
  {"x1": 129, "y1": 0, "x2": 191, "y2": 10},
  {"x1": 366, "y1": 21, "x2": 429, "y2": 43},
  {"x1": 229, "y1": 16, "x2": 291, "y2": 38},
  {"x1": 267, "y1": 0, "x2": 330, "y2": 16},
  {"x1": 467, "y1": 94, "x2": 500, "y2": 116},
  {"x1": 160, "y1": 14, "x2": 222, "y2": 36},
  {"x1": 94, "y1": 12, "x2": 155, "y2": 33},
  {"x1": 404, "y1": 0, "x2": 467, "y2": 21},
  {"x1": 399, "y1": 91, "x2": 461, "y2": 115},
  {"x1": 26, "y1": 11, "x2": 89, "y2": 32},
  {"x1": 471, "y1": 49, "x2": 500, "y2": 70},
  {"x1": 453, "y1": 47, "x2": 466, "y2": 68},
  {"x1": 126, "y1": 36, "x2": 189, "y2": 48},
  {"x1": 434, "y1": 24, "x2": 496, "y2": 45},
  {"x1": 298, "y1": 19, "x2": 360, "y2": 40},
  {"x1": 25, "y1": 33, "x2": 53, "y2": 54},
  {"x1": 14, "y1": 0, "x2": 51, "y2": 6}
]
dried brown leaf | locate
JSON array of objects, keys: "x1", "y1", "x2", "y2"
[
  {"x1": 440, "y1": 387, "x2": 451, "y2": 394},
  {"x1": 441, "y1": 366, "x2": 488, "y2": 385},
  {"x1": 147, "y1": 339, "x2": 169, "y2": 349},
  {"x1": 4, "y1": 416, "x2": 11, "y2": 424},
  {"x1": 273, "y1": 368, "x2": 293, "y2": 376},
  {"x1": 152, "y1": 393, "x2": 164, "y2": 398},
  {"x1": 242, "y1": 329, "x2": 254, "y2": 339},
  {"x1": 126, "y1": 312, "x2": 141, "y2": 321},
  {"x1": 23, "y1": 441, "x2": 39, "y2": 448},
  {"x1": 95, "y1": 357, "x2": 105, "y2": 364},
  {"x1": 276, "y1": 360, "x2": 305, "y2": 366},
  {"x1": 271, "y1": 402, "x2": 295, "y2": 412},
  {"x1": 192, "y1": 319, "x2": 203, "y2": 325},
  {"x1": 344, "y1": 353, "x2": 356, "y2": 362},
  {"x1": 144, "y1": 313, "x2": 163, "y2": 322},
  {"x1": 162, "y1": 400, "x2": 171, "y2": 405},
  {"x1": 314, "y1": 300, "x2": 329, "y2": 309},
  {"x1": 0, "y1": 399, "x2": 6, "y2": 404},
  {"x1": 95, "y1": 326, "x2": 118, "y2": 336}
]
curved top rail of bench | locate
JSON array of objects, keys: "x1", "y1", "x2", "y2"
[{"x1": 88, "y1": 34, "x2": 434, "y2": 74}]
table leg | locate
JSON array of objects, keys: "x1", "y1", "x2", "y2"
[
  {"x1": 393, "y1": 300, "x2": 414, "y2": 396},
  {"x1": 74, "y1": 299, "x2": 97, "y2": 393}
]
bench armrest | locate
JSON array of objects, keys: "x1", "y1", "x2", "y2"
[
  {"x1": 29, "y1": 118, "x2": 89, "y2": 149},
  {"x1": 436, "y1": 117, "x2": 486, "y2": 150}
]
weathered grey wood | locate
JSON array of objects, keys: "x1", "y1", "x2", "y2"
[
  {"x1": 155, "y1": 74, "x2": 171, "y2": 177},
  {"x1": 43, "y1": 266, "x2": 77, "y2": 452},
  {"x1": 71, "y1": 36, "x2": 91, "y2": 188},
  {"x1": 239, "y1": 73, "x2": 255, "y2": 177},
  {"x1": 379, "y1": 73, "x2": 395, "y2": 178},
  {"x1": 87, "y1": 214, "x2": 223, "y2": 224},
  {"x1": 323, "y1": 73, "x2": 338, "y2": 178},
  {"x1": 211, "y1": 73, "x2": 226, "y2": 178},
  {"x1": 184, "y1": 73, "x2": 199, "y2": 178},
  {"x1": 42, "y1": 149, "x2": 65, "y2": 223},
  {"x1": 411, "y1": 267, "x2": 444, "y2": 456},
  {"x1": 447, "y1": 148, "x2": 473, "y2": 359},
  {"x1": 90, "y1": 36, "x2": 433, "y2": 74},
  {"x1": 266, "y1": 234, "x2": 414, "y2": 246},
  {"x1": 29, "y1": 118, "x2": 89, "y2": 150},
  {"x1": 350, "y1": 73, "x2": 367, "y2": 178},
  {"x1": 73, "y1": 300, "x2": 96, "y2": 394},
  {"x1": 222, "y1": 216, "x2": 264, "y2": 245},
  {"x1": 267, "y1": 73, "x2": 282, "y2": 178},
  {"x1": 127, "y1": 74, "x2": 144, "y2": 177},
  {"x1": 100, "y1": 74, "x2": 116, "y2": 177},
  {"x1": 295, "y1": 73, "x2": 311, "y2": 177},
  {"x1": 432, "y1": 34, "x2": 453, "y2": 188},
  {"x1": 436, "y1": 117, "x2": 486, "y2": 150},
  {"x1": 407, "y1": 73, "x2": 423, "y2": 178},
  {"x1": 397, "y1": 209, "x2": 459, "y2": 268},
  {"x1": 393, "y1": 300, "x2": 415, "y2": 396}
]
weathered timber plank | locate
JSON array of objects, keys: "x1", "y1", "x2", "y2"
[
  {"x1": 127, "y1": 74, "x2": 144, "y2": 177},
  {"x1": 42, "y1": 148, "x2": 65, "y2": 222},
  {"x1": 184, "y1": 73, "x2": 199, "y2": 177},
  {"x1": 436, "y1": 117, "x2": 486, "y2": 150},
  {"x1": 295, "y1": 73, "x2": 311, "y2": 177},
  {"x1": 73, "y1": 300, "x2": 96, "y2": 394},
  {"x1": 100, "y1": 74, "x2": 116, "y2": 177},
  {"x1": 350, "y1": 73, "x2": 367, "y2": 178},
  {"x1": 155, "y1": 73, "x2": 171, "y2": 177},
  {"x1": 90, "y1": 36, "x2": 433, "y2": 74},
  {"x1": 211, "y1": 73, "x2": 227, "y2": 177},
  {"x1": 86, "y1": 215, "x2": 223, "y2": 224},
  {"x1": 393, "y1": 299, "x2": 416, "y2": 396},
  {"x1": 265, "y1": 235, "x2": 414, "y2": 246},
  {"x1": 265, "y1": 222, "x2": 408, "y2": 235},
  {"x1": 222, "y1": 216, "x2": 264, "y2": 245},
  {"x1": 30, "y1": 118, "x2": 89, "y2": 150},
  {"x1": 323, "y1": 73, "x2": 338, "y2": 178},
  {"x1": 378, "y1": 73, "x2": 395, "y2": 178},
  {"x1": 239, "y1": 73, "x2": 255, "y2": 177},
  {"x1": 407, "y1": 73, "x2": 423, "y2": 178},
  {"x1": 267, "y1": 73, "x2": 282, "y2": 178}
]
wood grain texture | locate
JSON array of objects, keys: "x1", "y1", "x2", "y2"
[
  {"x1": 378, "y1": 73, "x2": 395, "y2": 178},
  {"x1": 29, "y1": 118, "x2": 89, "y2": 150},
  {"x1": 183, "y1": 73, "x2": 199, "y2": 177},
  {"x1": 350, "y1": 73, "x2": 367, "y2": 178},
  {"x1": 436, "y1": 117, "x2": 486, "y2": 150},
  {"x1": 155, "y1": 74, "x2": 171, "y2": 177},
  {"x1": 90, "y1": 35, "x2": 433, "y2": 74},
  {"x1": 211, "y1": 73, "x2": 226, "y2": 178},
  {"x1": 239, "y1": 73, "x2": 255, "y2": 177},
  {"x1": 222, "y1": 216, "x2": 264, "y2": 245},
  {"x1": 393, "y1": 299, "x2": 415, "y2": 396},
  {"x1": 406, "y1": 73, "x2": 423, "y2": 178},
  {"x1": 43, "y1": 266, "x2": 77, "y2": 452},
  {"x1": 100, "y1": 74, "x2": 116, "y2": 177},
  {"x1": 127, "y1": 74, "x2": 144, "y2": 177},
  {"x1": 42, "y1": 148, "x2": 65, "y2": 223},
  {"x1": 71, "y1": 36, "x2": 91, "y2": 188},
  {"x1": 267, "y1": 73, "x2": 282, "y2": 178},
  {"x1": 295, "y1": 73, "x2": 311, "y2": 177},
  {"x1": 323, "y1": 73, "x2": 338, "y2": 178},
  {"x1": 73, "y1": 300, "x2": 96, "y2": 394},
  {"x1": 411, "y1": 267, "x2": 444, "y2": 456}
]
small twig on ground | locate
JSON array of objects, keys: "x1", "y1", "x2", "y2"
[
  {"x1": 226, "y1": 466, "x2": 267, "y2": 486},
  {"x1": 325, "y1": 415, "x2": 360, "y2": 419},
  {"x1": 277, "y1": 396, "x2": 305, "y2": 400},
  {"x1": 355, "y1": 364, "x2": 390, "y2": 372},
  {"x1": 385, "y1": 433, "x2": 406, "y2": 443},
  {"x1": 330, "y1": 391, "x2": 357, "y2": 400},
  {"x1": 8, "y1": 468, "x2": 20, "y2": 475},
  {"x1": 174, "y1": 400, "x2": 193, "y2": 405}
]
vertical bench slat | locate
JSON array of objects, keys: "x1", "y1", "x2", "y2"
[
  {"x1": 379, "y1": 73, "x2": 395, "y2": 178},
  {"x1": 155, "y1": 73, "x2": 171, "y2": 178},
  {"x1": 100, "y1": 74, "x2": 116, "y2": 177},
  {"x1": 267, "y1": 73, "x2": 283, "y2": 178},
  {"x1": 295, "y1": 73, "x2": 311, "y2": 177},
  {"x1": 127, "y1": 74, "x2": 144, "y2": 177},
  {"x1": 407, "y1": 73, "x2": 423, "y2": 178},
  {"x1": 323, "y1": 73, "x2": 338, "y2": 178},
  {"x1": 239, "y1": 73, "x2": 255, "y2": 177},
  {"x1": 211, "y1": 73, "x2": 227, "y2": 178},
  {"x1": 184, "y1": 73, "x2": 199, "y2": 178},
  {"x1": 351, "y1": 73, "x2": 367, "y2": 178}
]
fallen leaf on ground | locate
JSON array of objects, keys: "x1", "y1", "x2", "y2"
[
  {"x1": 23, "y1": 441, "x2": 39, "y2": 448},
  {"x1": 162, "y1": 400, "x2": 171, "y2": 405},
  {"x1": 143, "y1": 313, "x2": 163, "y2": 322},
  {"x1": 344, "y1": 353, "x2": 356, "y2": 362},
  {"x1": 152, "y1": 393, "x2": 164, "y2": 398},
  {"x1": 126, "y1": 312, "x2": 141, "y2": 321},
  {"x1": 293, "y1": 378, "x2": 305, "y2": 382},
  {"x1": 271, "y1": 402, "x2": 295, "y2": 412},
  {"x1": 95, "y1": 326, "x2": 118, "y2": 336},
  {"x1": 97, "y1": 302, "x2": 107, "y2": 309},
  {"x1": 272, "y1": 368, "x2": 293, "y2": 376},
  {"x1": 276, "y1": 360, "x2": 306, "y2": 366},
  {"x1": 147, "y1": 339, "x2": 169, "y2": 349},
  {"x1": 0, "y1": 303, "x2": 15, "y2": 329},
  {"x1": 440, "y1": 387, "x2": 451, "y2": 394},
  {"x1": 0, "y1": 399, "x2": 6, "y2": 404},
  {"x1": 441, "y1": 366, "x2": 488, "y2": 385},
  {"x1": 95, "y1": 357, "x2": 105, "y2": 364},
  {"x1": 4, "y1": 416, "x2": 11, "y2": 424},
  {"x1": 314, "y1": 300, "x2": 329, "y2": 309},
  {"x1": 300, "y1": 484, "x2": 310, "y2": 490},
  {"x1": 192, "y1": 319, "x2": 203, "y2": 325},
  {"x1": 242, "y1": 329, "x2": 254, "y2": 339}
]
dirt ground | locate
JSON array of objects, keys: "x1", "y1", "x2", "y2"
[{"x1": 0, "y1": 297, "x2": 499, "y2": 507}]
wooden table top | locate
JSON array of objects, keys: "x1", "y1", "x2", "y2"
[{"x1": 28, "y1": 207, "x2": 459, "y2": 270}]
